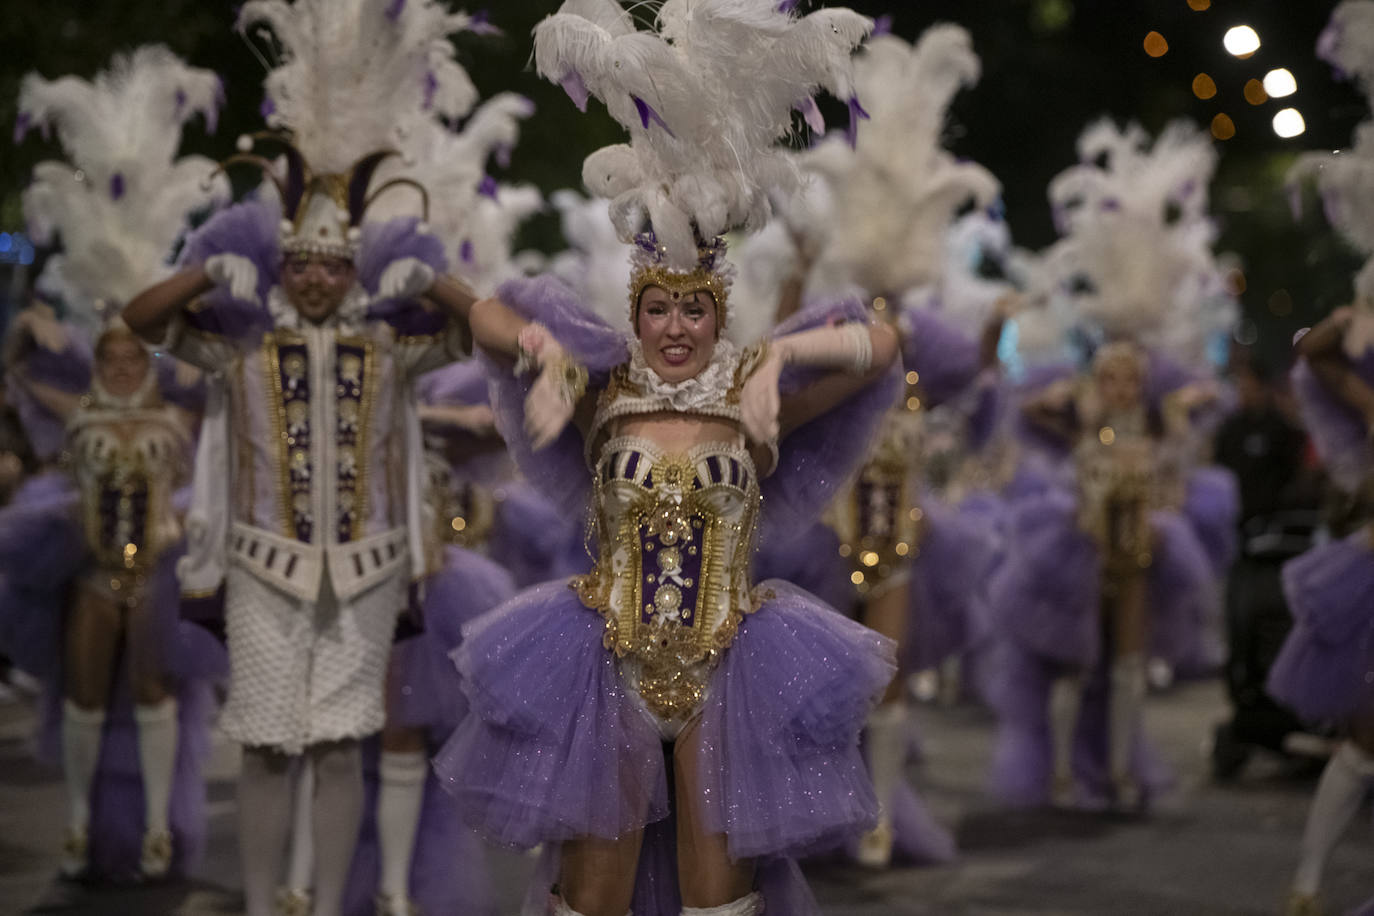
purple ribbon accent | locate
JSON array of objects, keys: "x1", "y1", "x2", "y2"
[
  {"x1": 845, "y1": 95, "x2": 870, "y2": 149},
  {"x1": 385, "y1": 0, "x2": 406, "y2": 21},
  {"x1": 109, "y1": 173, "x2": 126, "y2": 201},
  {"x1": 460, "y1": 239, "x2": 474, "y2": 264},
  {"x1": 795, "y1": 96, "x2": 825, "y2": 135},
  {"x1": 260, "y1": 97, "x2": 276, "y2": 120},
  {"x1": 559, "y1": 70, "x2": 590, "y2": 112},
  {"x1": 872, "y1": 14, "x2": 893, "y2": 36},
  {"x1": 469, "y1": 9, "x2": 499, "y2": 35},
  {"x1": 495, "y1": 142, "x2": 512, "y2": 168},
  {"x1": 632, "y1": 95, "x2": 675, "y2": 136},
  {"x1": 423, "y1": 71, "x2": 439, "y2": 111},
  {"x1": 478, "y1": 175, "x2": 499, "y2": 199},
  {"x1": 13, "y1": 111, "x2": 30, "y2": 144}
]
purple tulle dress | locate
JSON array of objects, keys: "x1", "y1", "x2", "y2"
[
  {"x1": 1267, "y1": 354, "x2": 1374, "y2": 727},
  {"x1": 0, "y1": 473, "x2": 225, "y2": 879},
  {"x1": 432, "y1": 276, "x2": 900, "y2": 913}
]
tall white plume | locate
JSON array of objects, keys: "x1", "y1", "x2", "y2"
[
  {"x1": 1290, "y1": 1, "x2": 1374, "y2": 299},
  {"x1": 804, "y1": 26, "x2": 1000, "y2": 299},
  {"x1": 238, "y1": 0, "x2": 485, "y2": 173},
  {"x1": 18, "y1": 45, "x2": 228, "y2": 323},
  {"x1": 533, "y1": 0, "x2": 872, "y2": 270}
]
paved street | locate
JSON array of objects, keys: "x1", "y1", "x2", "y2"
[{"x1": 2, "y1": 679, "x2": 1371, "y2": 915}]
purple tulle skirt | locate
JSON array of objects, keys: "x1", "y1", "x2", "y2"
[
  {"x1": 344, "y1": 741, "x2": 498, "y2": 916},
  {"x1": 985, "y1": 641, "x2": 1172, "y2": 806},
  {"x1": 905, "y1": 497, "x2": 1001, "y2": 672},
  {"x1": 988, "y1": 488, "x2": 1103, "y2": 667},
  {"x1": 1268, "y1": 532, "x2": 1374, "y2": 725},
  {"x1": 1182, "y1": 467, "x2": 1240, "y2": 575},
  {"x1": 388, "y1": 545, "x2": 516, "y2": 736},
  {"x1": 1148, "y1": 510, "x2": 1224, "y2": 675},
  {"x1": 434, "y1": 578, "x2": 894, "y2": 907}
]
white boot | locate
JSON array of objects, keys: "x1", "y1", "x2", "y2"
[
  {"x1": 1108, "y1": 655, "x2": 1147, "y2": 810},
  {"x1": 375, "y1": 750, "x2": 427, "y2": 916},
  {"x1": 134, "y1": 698, "x2": 178, "y2": 877},
  {"x1": 858, "y1": 702, "x2": 906, "y2": 868},
  {"x1": 1289, "y1": 742, "x2": 1374, "y2": 907},
  {"x1": 682, "y1": 892, "x2": 764, "y2": 915},
  {"x1": 61, "y1": 701, "x2": 105, "y2": 878},
  {"x1": 1048, "y1": 676, "x2": 1084, "y2": 807}
]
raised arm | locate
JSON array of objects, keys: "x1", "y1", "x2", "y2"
[
  {"x1": 1297, "y1": 307, "x2": 1374, "y2": 425},
  {"x1": 8, "y1": 370, "x2": 82, "y2": 423},
  {"x1": 1021, "y1": 378, "x2": 1079, "y2": 444},
  {"x1": 122, "y1": 266, "x2": 215, "y2": 345},
  {"x1": 741, "y1": 321, "x2": 899, "y2": 444}
]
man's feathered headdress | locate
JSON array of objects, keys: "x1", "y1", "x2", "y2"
[{"x1": 17, "y1": 45, "x2": 228, "y2": 326}]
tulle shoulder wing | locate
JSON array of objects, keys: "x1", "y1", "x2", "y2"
[
  {"x1": 485, "y1": 274, "x2": 629, "y2": 516},
  {"x1": 1291, "y1": 355, "x2": 1373, "y2": 493}
]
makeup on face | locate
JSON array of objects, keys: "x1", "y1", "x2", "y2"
[{"x1": 635, "y1": 286, "x2": 718, "y2": 382}]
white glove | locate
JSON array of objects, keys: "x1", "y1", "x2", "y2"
[
  {"x1": 378, "y1": 257, "x2": 436, "y2": 301},
  {"x1": 204, "y1": 253, "x2": 259, "y2": 304},
  {"x1": 739, "y1": 348, "x2": 784, "y2": 445},
  {"x1": 517, "y1": 325, "x2": 581, "y2": 451}
]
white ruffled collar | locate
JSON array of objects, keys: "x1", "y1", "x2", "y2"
[
  {"x1": 267, "y1": 283, "x2": 370, "y2": 334},
  {"x1": 625, "y1": 337, "x2": 740, "y2": 412},
  {"x1": 88, "y1": 367, "x2": 159, "y2": 410}
]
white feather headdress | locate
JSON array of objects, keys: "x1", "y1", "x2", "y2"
[
  {"x1": 370, "y1": 92, "x2": 540, "y2": 293},
  {"x1": 18, "y1": 45, "x2": 228, "y2": 325},
  {"x1": 238, "y1": 0, "x2": 484, "y2": 174},
  {"x1": 1289, "y1": 1, "x2": 1374, "y2": 300},
  {"x1": 229, "y1": 0, "x2": 489, "y2": 257},
  {"x1": 1043, "y1": 118, "x2": 1227, "y2": 360},
  {"x1": 805, "y1": 26, "x2": 1001, "y2": 299},
  {"x1": 533, "y1": 0, "x2": 873, "y2": 271},
  {"x1": 548, "y1": 190, "x2": 634, "y2": 327}
]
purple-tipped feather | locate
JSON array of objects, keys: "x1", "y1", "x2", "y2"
[
  {"x1": 632, "y1": 96, "x2": 675, "y2": 136},
  {"x1": 846, "y1": 95, "x2": 870, "y2": 148},
  {"x1": 559, "y1": 71, "x2": 590, "y2": 112}
]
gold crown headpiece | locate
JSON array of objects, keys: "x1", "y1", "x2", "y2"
[
  {"x1": 207, "y1": 132, "x2": 431, "y2": 261},
  {"x1": 627, "y1": 231, "x2": 733, "y2": 329}
]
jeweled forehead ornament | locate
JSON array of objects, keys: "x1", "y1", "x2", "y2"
[{"x1": 628, "y1": 231, "x2": 734, "y2": 330}]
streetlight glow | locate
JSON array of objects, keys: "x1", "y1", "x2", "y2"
[
  {"x1": 1272, "y1": 108, "x2": 1306, "y2": 139},
  {"x1": 1223, "y1": 25, "x2": 1260, "y2": 57},
  {"x1": 1263, "y1": 68, "x2": 1297, "y2": 98}
]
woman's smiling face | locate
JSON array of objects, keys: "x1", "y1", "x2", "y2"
[{"x1": 634, "y1": 285, "x2": 718, "y2": 382}]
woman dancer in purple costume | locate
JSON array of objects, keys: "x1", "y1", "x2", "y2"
[
  {"x1": 2, "y1": 311, "x2": 221, "y2": 881},
  {"x1": 1271, "y1": 307, "x2": 1374, "y2": 915},
  {"x1": 990, "y1": 342, "x2": 1216, "y2": 810}
]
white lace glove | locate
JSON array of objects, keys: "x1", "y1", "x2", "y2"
[
  {"x1": 204, "y1": 253, "x2": 259, "y2": 304},
  {"x1": 739, "y1": 348, "x2": 784, "y2": 445},
  {"x1": 518, "y1": 324, "x2": 586, "y2": 451},
  {"x1": 378, "y1": 257, "x2": 436, "y2": 301}
]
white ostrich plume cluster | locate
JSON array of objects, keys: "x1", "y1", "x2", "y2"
[
  {"x1": 18, "y1": 45, "x2": 228, "y2": 324},
  {"x1": 238, "y1": 0, "x2": 488, "y2": 175},
  {"x1": 1289, "y1": 1, "x2": 1374, "y2": 301},
  {"x1": 804, "y1": 25, "x2": 1000, "y2": 298},
  {"x1": 548, "y1": 190, "x2": 634, "y2": 328},
  {"x1": 1044, "y1": 118, "x2": 1226, "y2": 359},
  {"x1": 533, "y1": 0, "x2": 873, "y2": 271},
  {"x1": 372, "y1": 92, "x2": 541, "y2": 293}
]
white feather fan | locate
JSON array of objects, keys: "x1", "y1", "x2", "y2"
[
  {"x1": 533, "y1": 0, "x2": 873, "y2": 270},
  {"x1": 18, "y1": 45, "x2": 228, "y2": 323}
]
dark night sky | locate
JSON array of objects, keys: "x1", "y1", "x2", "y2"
[{"x1": 0, "y1": 0, "x2": 1359, "y2": 364}]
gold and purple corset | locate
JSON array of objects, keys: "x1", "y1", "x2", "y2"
[
  {"x1": 574, "y1": 436, "x2": 761, "y2": 724},
  {"x1": 69, "y1": 410, "x2": 187, "y2": 584},
  {"x1": 830, "y1": 405, "x2": 923, "y2": 597},
  {"x1": 1075, "y1": 433, "x2": 1158, "y2": 576}
]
